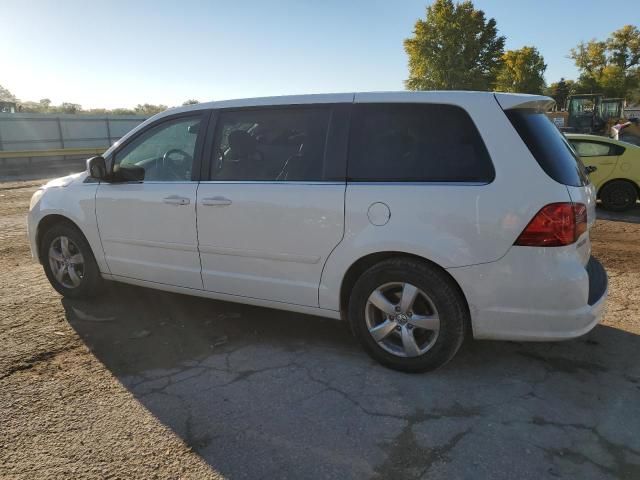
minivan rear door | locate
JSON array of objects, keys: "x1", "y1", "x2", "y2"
[
  {"x1": 502, "y1": 104, "x2": 596, "y2": 264},
  {"x1": 196, "y1": 103, "x2": 350, "y2": 307},
  {"x1": 566, "y1": 182, "x2": 597, "y2": 265}
]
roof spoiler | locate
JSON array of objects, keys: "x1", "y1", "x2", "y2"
[{"x1": 494, "y1": 93, "x2": 555, "y2": 112}]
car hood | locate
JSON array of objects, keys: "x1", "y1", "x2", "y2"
[{"x1": 42, "y1": 171, "x2": 89, "y2": 189}]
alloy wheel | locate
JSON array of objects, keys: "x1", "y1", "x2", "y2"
[
  {"x1": 365, "y1": 282, "x2": 440, "y2": 358},
  {"x1": 48, "y1": 236, "x2": 85, "y2": 289}
]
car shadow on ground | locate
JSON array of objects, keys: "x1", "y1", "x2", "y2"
[
  {"x1": 62, "y1": 283, "x2": 640, "y2": 480},
  {"x1": 596, "y1": 203, "x2": 640, "y2": 224}
]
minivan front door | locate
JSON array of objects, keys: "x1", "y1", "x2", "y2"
[
  {"x1": 196, "y1": 105, "x2": 348, "y2": 307},
  {"x1": 96, "y1": 113, "x2": 206, "y2": 289}
]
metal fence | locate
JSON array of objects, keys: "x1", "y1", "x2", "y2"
[{"x1": 0, "y1": 113, "x2": 147, "y2": 178}]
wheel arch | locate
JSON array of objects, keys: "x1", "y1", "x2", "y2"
[
  {"x1": 35, "y1": 214, "x2": 89, "y2": 264},
  {"x1": 597, "y1": 177, "x2": 640, "y2": 199},
  {"x1": 338, "y1": 251, "x2": 471, "y2": 324}
]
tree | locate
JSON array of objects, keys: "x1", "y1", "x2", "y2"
[
  {"x1": 59, "y1": 102, "x2": 82, "y2": 114},
  {"x1": 544, "y1": 78, "x2": 577, "y2": 109},
  {"x1": 18, "y1": 101, "x2": 45, "y2": 113},
  {"x1": 404, "y1": 0, "x2": 505, "y2": 91},
  {"x1": 110, "y1": 107, "x2": 137, "y2": 115},
  {"x1": 0, "y1": 84, "x2": 16, "y2": 101},
  {"x1": 607, "y1": 25, "x2": 640, "y2": 71},
  {"x1": 134, "y1": 103, "x2": 168, "y2": 115},
  {"x1": 85, "y1": 108, "x2": 109, "y2": 115},
  {"x1": 0, "y1": 89, "x2": 185, "y2": 115},
  {"x1": 570, "y1": 25, "x2": 640, "y2": 98},
  {"x1": 182, "y1": 99, "x2": 200, "y2": 105},
  {"x1": 494, "y1": 46, "x2": 546, "y2": 94},
  {"x1": 570, "y1": 40, "x2": 607, "y2": 80}
]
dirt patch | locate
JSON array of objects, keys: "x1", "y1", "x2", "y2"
[
  {"x1": 0, "y1": 180, "x2": 220, "y2": 479},
  {"x1": 1, "y1": 179, "x2": 639, "y2": 479}
]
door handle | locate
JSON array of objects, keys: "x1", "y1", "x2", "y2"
[
  {"x1": 202, "y1": 196, "x2": 232, "y2": 206},
  {"x1": 163, "y1": 195, "x2": 190, "y2": 206}
]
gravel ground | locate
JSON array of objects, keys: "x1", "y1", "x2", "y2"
[{"x1": 1, "y1": 179, "x2": 639, "y2": 479}]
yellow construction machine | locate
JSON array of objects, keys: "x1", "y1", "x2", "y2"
[{"x1": 546, "y1": 94, "x2": 640, "y2": 145}]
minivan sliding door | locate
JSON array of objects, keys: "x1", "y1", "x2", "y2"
[{"x1": 196, "y1": 104, "x2": 349, "y2": 307}]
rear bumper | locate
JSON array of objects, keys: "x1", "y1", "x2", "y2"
[
  {"x1": 586, "y1": 256, "x2": 607, "y2": 306},
  {"x1": 448, "y1": 249, "x2": 608, "y2": 341}
]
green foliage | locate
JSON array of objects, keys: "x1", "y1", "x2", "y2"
[
  {"x1": 404, "y1": 0, "x2": 505, "y2": 91},
  {"x1": 544, "y1": 78, "x2": 577, "y2": 109},
  {"x1": 0, "y1": 84, "x2": 16, "y2": 102},
  {"x1": 60, "y1": 102, "x2": 82, "y2": 114},
  {"x1": 16, "y1": 101, "x2": 42, "y2": 113},
  {"x1": 607, "y1": 25, "x2": 640, "y2": 70},
  {"x1": 182, "y1": 99, "x2": 200, "y2": 105},
  {"x1": 570, "y1": 25, "x2": 640, "y2": 98},
  {"x1": 134, "y1": 103, "x2": 168, "y2": 115},
  {"x1": 110, "y1": 108, "x2": 137, "y2": 115},
  {"x1": 18, "y1": 102, "x2": 166, "y2": 115},
  {"x1": 495, "y1": 46, "x2": 546, "y2": 94},
  {"x1": 12, "y1": 101, "x2": 167, "y2": 115},
  {"x1": 0, "y1": 85, "x2": 171, "y2": 115}
]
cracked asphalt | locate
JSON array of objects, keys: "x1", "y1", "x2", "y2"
[{"x1": 1, "y1": 179, "x2": 640, "y2": 479}]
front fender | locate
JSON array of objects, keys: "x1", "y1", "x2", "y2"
[{"x1": 28, "y1": 181, "x2": 107, "y2": 273}]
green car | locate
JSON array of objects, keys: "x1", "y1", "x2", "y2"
[{"x1": 566, "y1": 134, "x2": 640, "y2": 211}]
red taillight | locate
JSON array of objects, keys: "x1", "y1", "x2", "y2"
[
  {"x1": 574, "y1": 203, "x2": 587, "y2": 239},
  {"x1": 515, "y1": 203, "x2": 587, "y2": 247}
]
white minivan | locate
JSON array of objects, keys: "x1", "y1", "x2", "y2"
[{"x1": 27, "y1": 92, "x2": 608, "y2": 372}]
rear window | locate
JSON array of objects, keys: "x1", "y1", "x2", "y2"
[
  {"x1": 506, "y1": 109, "x2": 589, "y2": 187},
  {"x1": 347, "y1": 103, "x2": 495, "y2": 182}
]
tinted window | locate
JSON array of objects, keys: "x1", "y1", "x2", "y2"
[
  {"x1": 347, "y1": 103, "x2": 494, "y2": 182},
  {"x1": 506, "y1": 110, "x2": 588, "y2": 187},
  {"x1": 570, "y1": 141, "x2": 614, "y2": 157},
  {"x1": 211, "y1": 107, "x2": 330, "y2": 181},
  {"x1": 114, "y1": 116, "x2": 201, "y2": 181}
]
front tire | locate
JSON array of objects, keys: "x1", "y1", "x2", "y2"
[
  {"x1": 348, "y1": 258, "x2": 467, "y2": 373},
  {"x1": 41, "y1": 223, "x2": 103, "y2": 298},
  {"x1": 600, "y1": 180, "x2": 637, "y2": 211}
]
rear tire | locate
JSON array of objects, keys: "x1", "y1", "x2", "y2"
[
  {"x1": 41, "y1": 223, "x2": 103, "y2": 298},
  {"x1": 600, "y1": 180, "x2": 637, "y2": 211},
  {"x1": 348, "y1": 257, "x2": 467, "y2": 373}
]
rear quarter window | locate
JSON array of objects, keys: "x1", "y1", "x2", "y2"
[
  {"x1": 570, "y1": 141, "x2": 614, "y2": 157},
  {"x1": 347, "y1": 103, "x2": 494, "y2": 182},
  {"x1": 506, "y1": 109, "x2": 589, "y2": 187}
]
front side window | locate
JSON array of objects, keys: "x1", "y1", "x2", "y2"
[
  {"x1": 113, "y1": 116, "x2": 201, "y2": 181},
  {"x1": 210, "y1": 107, "x2": 330, "y2": 181},
  {"x1": 347, "y1": 103, "x2": 494, "y2": 182}
]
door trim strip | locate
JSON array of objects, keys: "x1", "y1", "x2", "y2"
[
  {"x1": 103, "y1": 237, "x2": 198, "y2": 252},
  {"x1": 198, "y1": 244, "x2": 321, "y2": 264}
]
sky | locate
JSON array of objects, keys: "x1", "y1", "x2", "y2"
[{"x1": 1, "y1": 0, "x2": 636, "y2": 109}]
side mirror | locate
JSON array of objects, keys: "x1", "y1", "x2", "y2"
[
  {"x1": 585, "y1": 165, "x2": 597, "y2": 175},
  {"x1": 87, "y1": 156, "x2": 107, "y2": 180}
]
